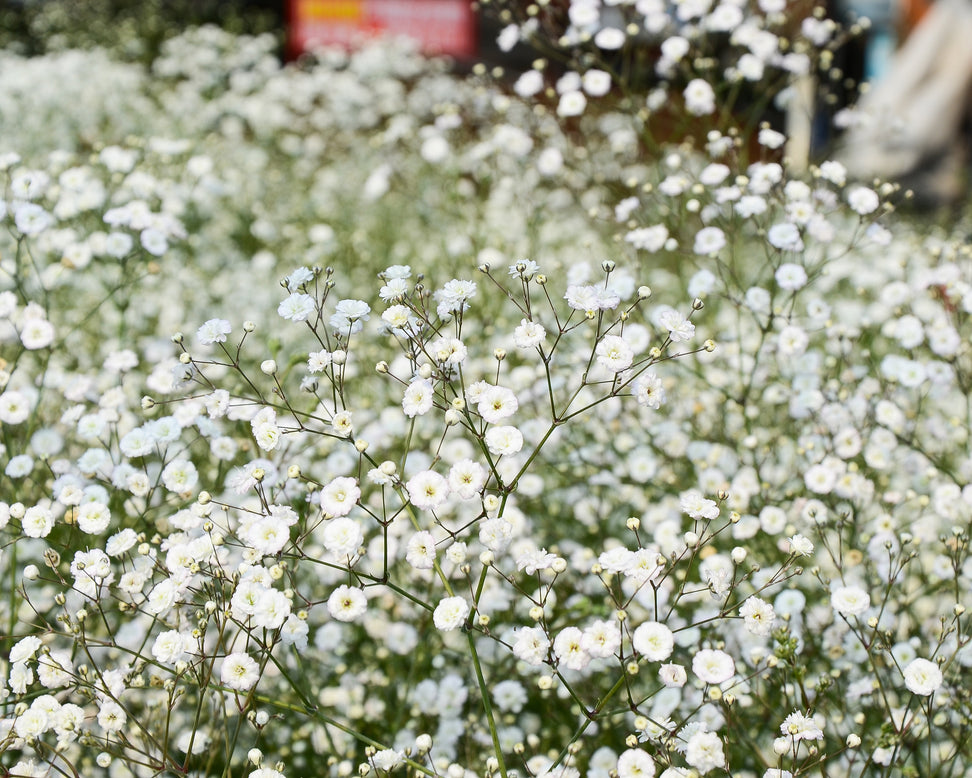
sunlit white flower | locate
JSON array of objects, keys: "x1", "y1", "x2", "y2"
[
  {"x1": 406, "y1": 470, "x2": 450, "y2": 510},
  {"x1": 692, "y1": 649, "x2": 735, "y2": 684},
  {"x1": 831, "y1": 584, "x2": 871, "y2": 617},
  {"x1": 433, "y1": 595, "x2": 470, "y2": 631},
  {"x1": 220, "y1": 653, "x2": 259, "y2": 691},
  {"x1": 633, "y1": 621, "x2": 674, "y2": 661},
  {"x1": 616, "y1": 749, "x2": 655, "y2": 778},
  {"x1": 903, "y1": 657, "x2": 943, "y2": 696}
]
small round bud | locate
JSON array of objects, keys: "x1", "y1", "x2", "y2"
[
  {"x1": 248, "y1": 748, "x2": 264, "y2": 766},
  {"x1": 355, "y1": 439, "x2": 368, "y2": 453},
  {"x1": 638, "y1": 286, "x2": 652, "y2": 299},
  {"x1": 197, "y1": 491, "x2": 211, "y2": 505},
  {"x1": 288, "y1": 465, "x2": 301, "y2": 479},
  {"x1": 704, "y1": 339, "x2": 716, "y2": 352},
  {"x1": 692, "y1": 297, "x2": 704, "y2": 310},
  {"x1": 376, "y1": 361, "x2": 389, "y2": 374},
  {"x1": 243, "y1": 320, "x2": 256, "y2": 332},
  {"x1": 141, "y1": 396, "x2": 156, "y2": 410},
  {"x1": 331, "y1": 349, "x2": 347, "y2": 365},
  {"x1": 494, "y1": 348, "x2": 507, "y2": 361},
  {"x1": 529, "y1": 605, "x2": 544, "y2": 621},
  {"x1": 260, "y1": 359, "x2": 277, "y2": 375},
  {"x1": 23, "y1": 564, "x2": 39, "y2": 581}
]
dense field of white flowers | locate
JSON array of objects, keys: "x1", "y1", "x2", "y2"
[{"x1": 1, "y1": 3, "x2": 971, "y2": 778}]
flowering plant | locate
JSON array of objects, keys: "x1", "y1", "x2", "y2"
[{"x1": 1, "y1": 4, "x2": 970, "y2": 778}]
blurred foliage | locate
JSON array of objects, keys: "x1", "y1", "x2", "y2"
[{"x1": 0, "y1": 0, "x2": 283, "y2": 60}]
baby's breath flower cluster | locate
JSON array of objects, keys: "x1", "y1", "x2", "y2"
[{"x1": 0, "y1": 5, "x2": 970, "y2": 778}]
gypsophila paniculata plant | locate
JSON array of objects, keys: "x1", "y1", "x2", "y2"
[{"x1": 1, "y1": 3, "x2": 970, "y2": 778}]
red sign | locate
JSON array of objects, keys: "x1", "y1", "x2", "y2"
[{"x1": 289, "y1": 0, "x2": 477, "y2": 58}]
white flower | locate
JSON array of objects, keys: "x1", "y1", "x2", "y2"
[
  {"x1": 277, "y1": 293, "x2": 316, "y2": 321},
  {"x1": 633, "y1": 622, "x2": 674, "y2": 661},
  {"x1": 77, "y1": 501, "x2": 111, "y2": 534},
  {"x1": 18, "y1": 314, "x2": 54, "y2": 349},
  {"x1": 685, "y1": 730, "x2": 724, "y2": 774},
  {"x1": 625, "y1": 225, "x2": 669, "y2": 252},
  {"x1": 433, "y1": 595, "x2": 470, "y2": 631},
  {"x1": 659, "y1": 310, "x2": 695, "y2": 342},
  {"x1": 658, "y1": 663, "x2": 687, "y2": 688},
  {"x1": 196, "y1": 319, "x2": 231, "y2": 345},
  {"x1": 680, "y1": 489, "x2": 718, "y2": 519},
  {"x1": 553, "y1": 626, "x2": 590, "y2": 670},
  {"x1": 582, "y1": 619, "x2": 621, "y2": 658},
  {"x1": 595, "y1": 26, "x2": 626, "y2": 49},
  {"x1": 152, "y1": 630, "x2": 191, "y2": 664},
  {"x1": 321, "y1": 516, "x2": 363, "y2": 557},
  {"x1": 583, "y1": 69, "x2": 613, "y2": 96},
  {"x1": 557, "y1": 90, "x2": 587, "y2": 117},
  {"x1": 775, "y1": 263, "x2": 808, "y2": 290},
  {"x1": 10, "y1": 635, "x2": 42, "y2": 664},
  {"x1": 693, "y1": 226, "x2": 725, "y2": 254},
  {"x1": 903, "y1": 657, "x2": 942, "y2": 696},
  {"x1": 406, "y1": 470, "x2": 450, "y2": 510},
  {"x1": 330, "y1": 299, "x2": 371, "y2": 334},
  {"x1": 634, "y1": 372, "x2": 666, "y2": 409},
  {"x1": 328, "y1": 585, "x2": 367, "y2": 622},
  {"x1": 780, "y1": 711, "x2": 824, "y2": 741},
  {"x1": 479, "y1": 518, "x2": 513, "y2": 552},
  {"x1": 739, "y1": 596, "x2": 776, "y2": 637},
  {"x1": 22, "y1": 505, "x2": 55, "y2": 538},
  {"x1": 372, "y1": 749, "x2": 404, "y2": 771},
  {"x1": 96, "y1": 700, "x2": 127, "y2": 733},
  {"x1": 406, "y1": 531, "x2": 437, "y2": 569},
  {"x1": 514, "y1": 318, "x2": 547, "y2": 349},
  {"x1": 684, "y1": 79, "x2": 716, "y2": 115},
  {"x1": 0, "y1": 391, "x2": 31, "y2": 424},
  {"x1": 788, "y1": 534, "x2": 814, "y2": 556},
  {"x1": 220, "y1": 652, "x2": 260, "y2": 691},
  {"x1": 15, "y1": 706, "x2": 51, "y2": 739},
  {"x1": 14, "y1": 203, "x2": 53, "y2": 235},
  {"x1": 847, "y1": 186, "x2": 879, "y2": 215},
  {"x1": 596, "y1": 335, "x2": 634, "y2": 373},
  {"x1": 478, "y1": 385, "x2": 519, "y2": 423},
  {"x1": 768, "y1": 223, "x2": 804, "y2": 251},
  {"x1": 403, "y1": 378, "x2": 435, "y2": 418},
  {"x1": 448, "y1": 459, "x2": 487, "y2": 500},
  {"x1": 512, "y1": 626, "x2": 550, "y2": 665},
  {"x1": 320, "y1": 477, "x2": 360, "y2": 517},
  {"x1": 831, "y1": 584, "x2": 871, "y2": 617},
  {"x1": 514, "y1": 70, "x2": 544, "y2": 98},
  {"x1": 617, "y1": 749, "x2": 656, "y2": 778},
  {"x1": 484, "y1": 426, "x2": 524, "y2": 456},
  {"x1": 161, "y1": 459, "x2": 198, "y2": 493},
  {"x1": 140, "y1": 228, "x2": 168, "y2": 256},
  {"x1": 692, "y1": 648, "x2": 735, "y2": 685}
]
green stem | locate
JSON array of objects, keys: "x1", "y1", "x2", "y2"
[{"x1": 467, "y1": 629, "x2": 509, "y2": 778}]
